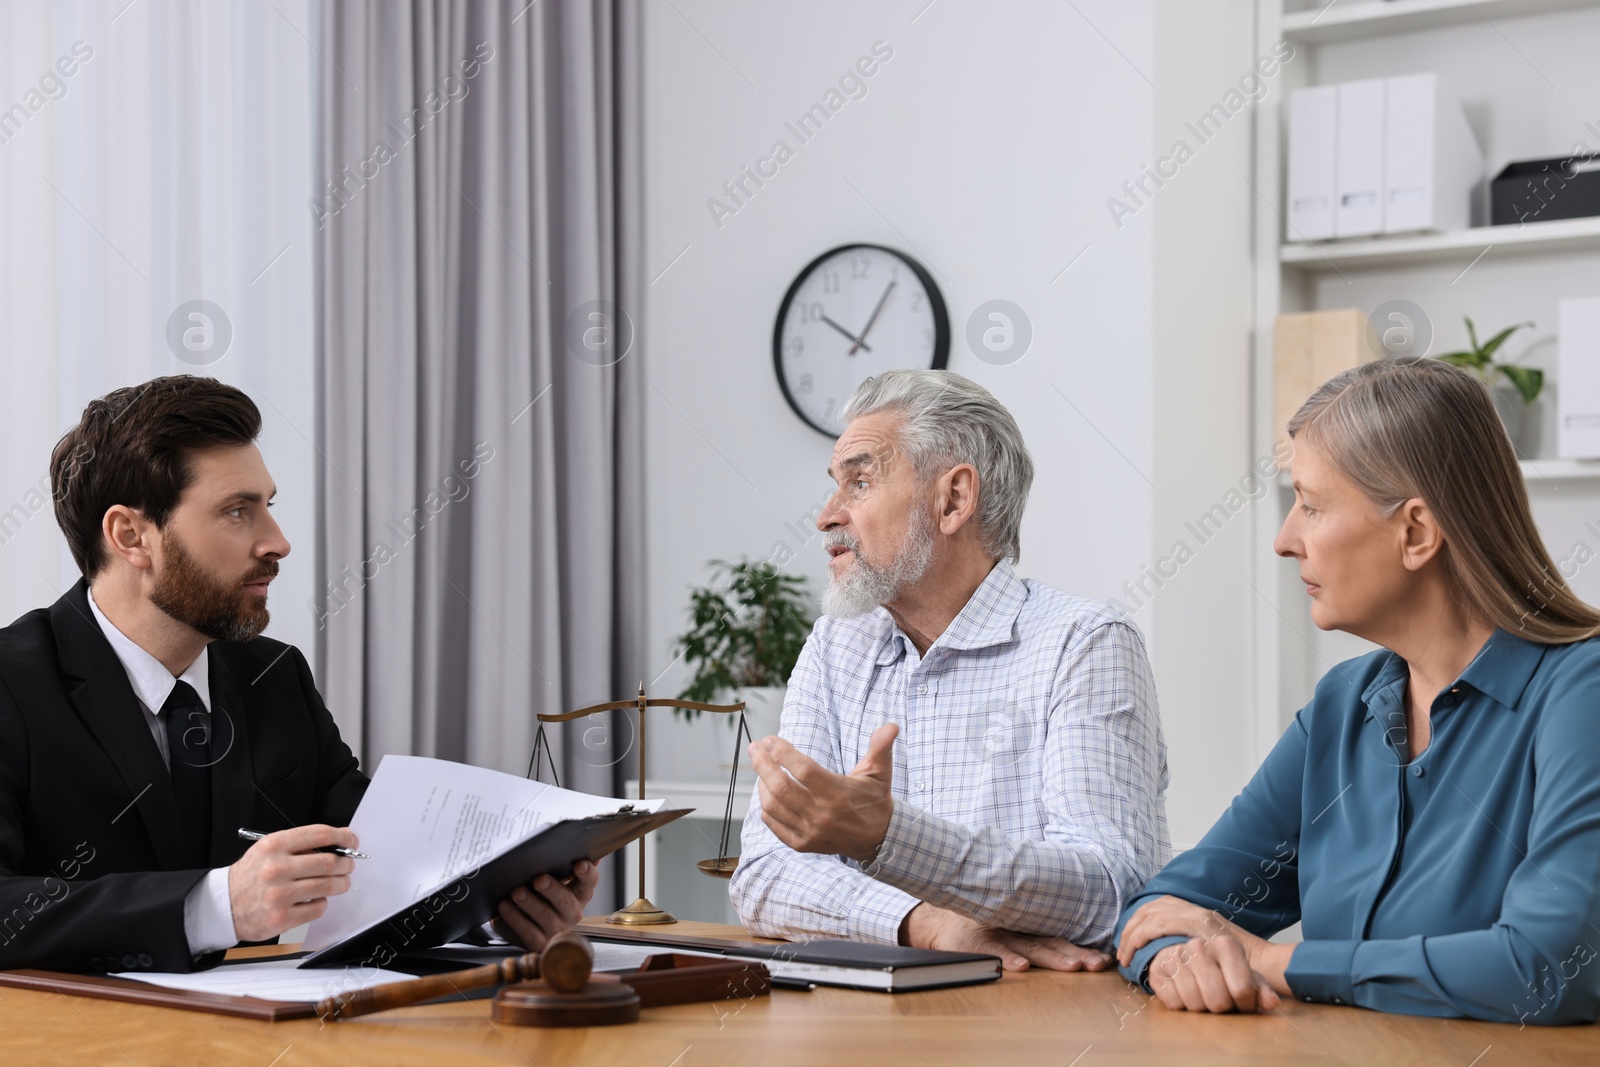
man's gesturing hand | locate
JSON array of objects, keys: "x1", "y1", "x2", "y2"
[
  {"x1": 751, "y1": 723, "x2": 898, "y2": 864},
  {"x1": 492, "y1": 860, "x2": 601, "y2": 951},
  {"x1": 228, "y1": 824, "x2": 357, "y2": 942},
  {"x1": 902, "y1": 903, "x2": 1111, "y2": 973}
]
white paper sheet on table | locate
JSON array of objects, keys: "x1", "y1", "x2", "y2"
[
  {"x1": 303, "y1": 754, "x2": 662, "y2": 953},
  {"x1": 109, "y1": 958, "x2": 415, "y2": 1002},
  {"x1": 111, "y1": 946, "x2": 720, "y2": 1002},
  {"x1": 586, "y1": 942, "x2": 722, "y2": 972}
]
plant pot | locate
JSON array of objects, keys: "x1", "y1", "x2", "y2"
[
  {"x1": 1491, "y1": 381, "x2": 1541, "y2": 457},
  {"x1": 728, "y1": 686, "x2": 786, "y2": 768}
]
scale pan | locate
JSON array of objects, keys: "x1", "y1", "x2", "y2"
[{"x1": 695, "y1": 857, "x2": 739, "y2": 878}]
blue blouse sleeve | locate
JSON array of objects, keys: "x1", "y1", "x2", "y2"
[
  {"x1": 1114, "y1": 709, "x2": 1308, "y2": 990},
  {"x1": 1286, "y1": 671, "x2": 1600, "y2": 1023}
]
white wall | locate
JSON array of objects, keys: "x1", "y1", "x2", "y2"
[
  {"x1": 638, "y1": 0, "x2": 1265, "y2": 856},
  {"x1": 1146, "y1": 0, "x2": 1261, "y2": 845},
  {"x1": 0, "y1": 0, "x2": 318, "y2": 661}
]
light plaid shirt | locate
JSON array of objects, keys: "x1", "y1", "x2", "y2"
[{"x1": 730, "y1": 560, "x2": 1171, "y2": 948}]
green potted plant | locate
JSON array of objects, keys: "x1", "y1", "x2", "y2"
[
  {"x1": 672, "y1": 560, "x2": 813, "y2": 753},
  {"x1": 1435, "y1": 317, "x2": 1542, "y2": 453}
]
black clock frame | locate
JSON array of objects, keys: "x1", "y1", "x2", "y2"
[{"x1": 772, "y1": 242, "x2": 951, "y2": 438}]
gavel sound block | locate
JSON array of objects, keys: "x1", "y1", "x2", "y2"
[{"x1": 316, "y1": 932, "x2": 640, "y2": 1027}]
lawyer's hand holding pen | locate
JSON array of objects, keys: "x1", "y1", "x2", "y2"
[{"x1": 229, "y1": 824, "x2": 360, "y2": 943}]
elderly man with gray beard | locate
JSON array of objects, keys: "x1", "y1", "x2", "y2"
[{"x1": 730, "y1": 370, "x2": 1171, "y2": 970}]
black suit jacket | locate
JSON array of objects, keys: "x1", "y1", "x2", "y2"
[{"x1": 0, "y1": 580, "x2": 368, "y2": 973}]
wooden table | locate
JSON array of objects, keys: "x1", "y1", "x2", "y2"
[{"x1": 1, "y1": 920, "x2": 1596, "y2": 1066}]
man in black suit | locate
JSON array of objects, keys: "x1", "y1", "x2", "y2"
[{"x1": 0, "y1": 376, "x2": 596, "y2": 972}]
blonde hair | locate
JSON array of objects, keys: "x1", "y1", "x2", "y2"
[{"x1": 1288, "y1": 357, "x2": 1600, "y2": 643}]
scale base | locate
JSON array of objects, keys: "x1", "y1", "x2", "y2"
[{"x1": 607, "y1": 897, "x2": 677, "y2": 925}]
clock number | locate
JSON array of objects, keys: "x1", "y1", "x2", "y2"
[
  {"x1": 851, "y1": 254, "x2": 871, "y2": 280},
  {"x1": 797, "y1": 372, "x2": 814, "y2": 395},
  {"x1": 923, "y1": 327, "x2": 933, "y2": 350},
  {"x1": 822, "y1": 270, "x2": 840, "y2": 295},
  {"x1": 911, "y1": 291, "x2": 924, "y2": 312},
  {"x1": 784, "y1": 336, "x2": 804, "y2": 358},
  {"x1": 823, "y1": 398, "x2": 838, "y2": 423},
  {"x1": 798, "y1": 301, "x2": 825, "y2": 325}
]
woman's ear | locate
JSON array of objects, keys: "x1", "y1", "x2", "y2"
[{"x1": 1397, "y1": 497, "x2": 1446, "y2": 572}]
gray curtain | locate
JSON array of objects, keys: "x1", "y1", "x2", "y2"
[{"x1": 312, "y1": 0, "x2": 646, "y2": 905}]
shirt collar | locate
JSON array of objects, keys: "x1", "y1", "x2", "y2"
[
  {"x1": 87, "y1": 588, "x2": 211, "y2": 714},
  {"x1": 1458, "y1": 628, "x2": 1546, "y2": 709},
  {"x1": 1360, "y1": 628, "x2": 1546, "y2": 717},
  {"x1": 876, "y1": 559, "x2": 1026, "y2": 665}
]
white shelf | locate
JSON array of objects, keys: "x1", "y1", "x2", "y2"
[
  {"x1": 1278, "y1": 459, "x2": 1600, "y2": 489},
  {"x1": 1280, "y1": 216, "x2": 1600, "y2": 271},
  {"x1": 1520, "y1": 459, "x2": 1600, "y2": 483},
  {"x1": 624, "y1": 779, "x2": 753, "y2": 815},
  {"x1": 1282, "y1": 0, "x2": 1600, "y2": 44}
]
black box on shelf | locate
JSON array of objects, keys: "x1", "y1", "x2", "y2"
[{"x1": 1490, "y1": 154, "x2": 1600, "y2": 226}]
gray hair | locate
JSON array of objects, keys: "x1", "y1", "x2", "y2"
[{"x1": 841, "y1": 369, "x2": 1033, "y2": 563}]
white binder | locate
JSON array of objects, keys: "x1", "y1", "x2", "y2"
[
  {"x1": 1559, "y1": 297, "x2": 1600, "y2": 459},
  {"x1": 1288, "y1": 85, "x2": 1338, "y2": 241},
  {"x1": 1383, "y1": 73, "x2": 1483, "y2": 234},
  {"x1": 1335, "y1": 79, "x2": 1386, "y2": 237}
]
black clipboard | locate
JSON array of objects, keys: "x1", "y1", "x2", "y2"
[{"x1": 299, "y1": 807, "x2": 691, "y2": 968}]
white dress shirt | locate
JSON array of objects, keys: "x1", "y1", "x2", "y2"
[
  {"x1": 730, "y1": 560, "x2": 1171, "y2": 948},
  {"x1": 87, "y1": 590, "x2": 238, "y2": 957}
]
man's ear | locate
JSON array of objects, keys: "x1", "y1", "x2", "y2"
[
  {"x1": 936, "y1": 464, "x2": 981, "y2": 537},
  {"x1": 102, "y1": 505, "x2": 156, "y2": 573},
  {"x1": 1396, "y1": 497, "x2": 1445, "y2": 573}
]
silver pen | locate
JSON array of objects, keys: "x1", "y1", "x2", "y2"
[{"x1": 237, "y1": 827, "x2": 371, "y2": 859}]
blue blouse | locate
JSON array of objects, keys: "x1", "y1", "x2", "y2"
[{"x1": 1116, "y1": 629, "x2": 1600, "y2": 1023}]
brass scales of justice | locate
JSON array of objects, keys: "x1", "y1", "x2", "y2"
[{"x1": 527, "y1": 685, "x2": 754, "y2": 925}]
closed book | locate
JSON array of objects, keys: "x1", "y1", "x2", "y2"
[
  {"x1": 746, "y1": 939, "x2": 1002, "y2": 992},
  {"x1": 590, "y1": 929, "x2": 1002, "y2": 993}
]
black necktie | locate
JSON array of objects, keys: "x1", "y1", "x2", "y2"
[{"x1": 162, "y1": 681, "x2": 213, "y2": 868}]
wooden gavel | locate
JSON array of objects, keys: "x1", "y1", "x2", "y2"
[{"x1": 315, "y1": 931, "x2": 594, "y2": 1020}]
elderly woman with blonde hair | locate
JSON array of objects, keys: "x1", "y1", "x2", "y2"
[{"x1": 1116, "y1": 356, "x2": 1600, "y2": 1023}]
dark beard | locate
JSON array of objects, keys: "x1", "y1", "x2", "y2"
[{"x1": 149, "y1": 532, "x2": 275, "y2": 643}]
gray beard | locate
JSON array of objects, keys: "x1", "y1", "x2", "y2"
[{"x1": 820, "y1": 507, "x2": 937, "y2": 619}]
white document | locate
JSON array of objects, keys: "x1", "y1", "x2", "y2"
[
  {"x1": 303, "y1": 755, "x2": 661, "y2": 952},
  {"x1": 1288, "y1": 84, "x2": 1338, "y2": 241},
  {"x1": 111, "y1": 958, "x2": 415, "y2": 1002},
  {"x1": 587, "y1": 942, "x2": 722, "y2": 972},
  {"x1": 1335, "y1": 78, "x2": 1386, "y2": 237}
]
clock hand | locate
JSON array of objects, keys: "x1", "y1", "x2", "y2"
[
  {"x1": 848, "y1": 280, "x2": 897, "y2": 355},
  {"x1": 819, "y1": 313, "x2": 872, "y2": 354}
]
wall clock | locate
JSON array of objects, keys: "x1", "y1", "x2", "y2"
[{"x1": 773, "y1": 243, "x2": 950, "y2": 437}]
